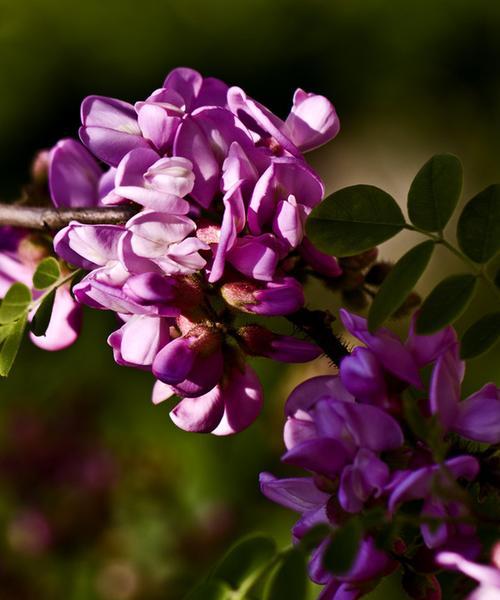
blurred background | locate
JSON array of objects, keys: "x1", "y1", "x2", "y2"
[{"x1": 0, "y1": 0, "x2": 499, "y2": 597}]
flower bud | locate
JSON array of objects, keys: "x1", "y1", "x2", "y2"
[
  {"x1": 221, "y1": 277, "x2": 304, "y2": 316},
  {"x1": 30, "y1": 150, "x2": 50, "y2": 186},
  {"x1": 152, "y1": 326, "x2": 224, "y2": 397},
  {"x1": 339, "y1": 247, "x2": 379, "y2": 271},
  {"x1": 365, "y1": 261, "x2": 392, "y2": 285},
  {"x1": 392, "y1": 291, "x2": 421, "y2": 319}
]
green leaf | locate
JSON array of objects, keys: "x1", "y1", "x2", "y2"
[
  {"x1": 460, "y1": 312, "x2": 500, "y2": 359},
  {"x1": 32, "y1": 257, "x2": 61, "y2": 289},
  {"x1": 263, "y1": 549, "x2": 307, "y2": 600},
  {"x1": 185, "y1": 580, "x2": 232, "y2": 600},
  {"x1": 408, "y1": 154, "x2": 463, "y2": 232},
  {"x1": 0, "y1": 315, "x2": 27, "y2": 377},
  {"x1": 0, "y1": 283, "x2": 32, "y2": 324},
  {"x1": 416, "y1": 273, "x2": 477, "y2": 334},
  {"x1": 30, "y1": 289, "x2": 56, "y2": 337},
  {"x1": 211, "y1": 534, "x2": 276, "y2": 591},
  {"x1": 368, "y1": 241, "x2": 434, "y2": 331},
  {"x1": 0, "y1": 324, "x2": 13, "y2": 346},
  {"x1": 457, "y1": 184, "x2": 500, "y2": 263},
  {"x1": 306, "y1": 185, "x2": 406, "y2": 257},
  {"x1": 323, "y1": 518, "x2": 362, "y2": 576}
]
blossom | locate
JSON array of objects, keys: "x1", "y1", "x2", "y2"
[
  {"x1": 437, "y1": 549, "x2": 500, "y2": 600},
  {"x1": 430, "y1": 346, "x2": 500, "y2": 444},
  {"x1": 260, "y1": 311, "x2": 498, "y2": 596},
  {"x1": 2, "y1": 66, "x2": 342, "y2": 435}
]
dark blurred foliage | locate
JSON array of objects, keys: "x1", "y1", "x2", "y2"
[{"x1": 1, "y1": 1, "x2": 499, "y2": 597}]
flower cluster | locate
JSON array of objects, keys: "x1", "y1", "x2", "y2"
[
  {"x1": 261, "y1": 309, "x2": 500, "y2": 599},
  {"x1": 1, "y1": 67, "x2": 341, "y2": 434}
]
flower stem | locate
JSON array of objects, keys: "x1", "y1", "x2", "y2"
[{"x1": 287, "y1": 307, "x2": 350, "y2": 367}]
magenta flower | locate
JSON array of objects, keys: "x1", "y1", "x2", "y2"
[
  {"x1": 153, "y1": 363, "x2": 264, "y2": 435},
  {"x1": 437, "y1": 549, "x2": 500, "y2": 599},
  {"x1": 49, "y1": 138, "x2": 113, "y2": 208},
  {"x1": 388, "y1": 456, "x2": 479, "y2": 549},
  {"x1": 430, "y1": 346, "x2": 500, "y2": 444},
  {"x1": 8, "y1": 66, "x2": 344, "y2": 435},
  {"x1": 79, "y1": 96, "x2": 150, "y2": 166}
]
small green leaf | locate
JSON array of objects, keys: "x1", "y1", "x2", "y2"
[
  {"x1": 408, "y1": 154, "x2": 463, "y2": 232},
  {"x1": 460, "y1": 312, "x2": 500, "y2": 359},
  {"x1": 32, "y1": 257, "x2": 61, "y2": 290},
  {"x1": 0, "y1": 315, "x2": 27, "y2": 377},
  {"x1": 416, "y1": 274, "x2": 477, "y2": 334},
  {"x1": 323, "y1": 518, "x2": 362, "y2": 576},
  {"x1": 185, "y1": 580, "x2": 232, "y2": 600},
  {"x1": 30, "y1": 289, "x2": 56, "y2": 337},
  {"x1": 368, "y1": 241, "x2": 434, "y2": 331},
  {"x1": 0, "y1": 283, "x2": 32, "y2": 324},
  {"x1": 263, "y1": 549, "x2": 307, "y2": 600},
  {"x1": 306, "y1": 185, "x2": 406, "y2": 257},
  {"x1": 457, "y1": 184, "x2": 500, "y2": 263},
  {"x1": 211, "y1": 534, "x2": 276, "y2": 591}
]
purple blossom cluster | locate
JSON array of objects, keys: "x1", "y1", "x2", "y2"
[
  {"x1": 0, "y1": 67, "x2": 341, "y2": 435},
  {"x1": 260, "y1": 309, "x2": 500, "y2": 599}
]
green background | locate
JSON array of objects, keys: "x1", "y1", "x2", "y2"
[{"x1": 0, "y1": 1, "x2": 499, "y2": 597}]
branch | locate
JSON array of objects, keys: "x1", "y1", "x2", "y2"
[
  {"x1": 287, "y1": 308, "x2": 350, "y2": 367},
  {"x1": 0, "y1": 204, "x2": 137, "y2": 230}
]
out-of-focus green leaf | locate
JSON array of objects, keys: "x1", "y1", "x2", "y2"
[
  {"x1": 457, "y1": 184, "x2": 500, "y2": 263},
  {"x1": 33, "y1": 257, "x2": 61, "y2": 289},
  {"x1": 407, "y1": 154, "x2": 462, "y2": 232},
  {"x1": 416, "y1": 273, "x2": 477, "y2": 334},
  {"x1": 299, "y1": 524, "x2": 331, "y2": 552},
  {"x1": 0, "y1": 283, "x2": 32, "y2": 324},
  {"x1": 368, "y1": 240, "x2": 434, "y2": 331},
  {"x1": 0, "y1": 315, "x2": 27, "y2": 377},
  {"x1": 30, "y1": 289, "x2": 56, "y2": 337},
  {"x1": 185, "y1": 580, "x2": 232, "y2": 600},
  {"x1": 211, "y1": 533, "x2": 276, "y2": 592},
  {"x1": 460, "y1": 312, "x2": 500, "y2": 359},
  {"x1": 323, "y1": 518, "x2": 362, "y2": 576},
  {"x1": 263, "y1": 549, "x2": 307, "y2": 600},
  {"x1": 306, "y1": 185, "x2": 405, "y2": 256}
]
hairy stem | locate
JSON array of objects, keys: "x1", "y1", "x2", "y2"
[
  {"x1": 287, "y1": 307, "x2": 350, "y2": 367},
  {"x1": 0, "y1": 204, "x2": 137, "y2": 230}
]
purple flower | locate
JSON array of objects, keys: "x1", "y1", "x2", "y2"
[
  {"x1": 284, "y1": 88, "x2": 340, "y2": 152},
  {"x1": 388, "y1": 456, "x2": 479, "y2": 549},
  {"x1": 152, "y1": 325, "x2": 224, "y2": 397},
  {"x1": 430, "y1": 345, "x2": 500, "y2": 444},
  {"x1": 48, "y1": 138, "x2": 110, "y2": 208},
  {"x1": 103, "y1": 148, "x2": 193, "y2": 212},
  {"x1": 248, "y1": 158, "x2": 324, "y2": 239},
  {"x1": 437, "y1": 550, "x2": 500, "y2": 599},
  {"x1": 108, "y1": 315, "x2": 171, "y2": 368},
  {"x1": 153, "y1": 363, "x2": 264, "y2": 435},
  {"x1": 79, "y1": 96, "x2": 150, "y2": 166},
  {"x1": 119, "y1": 211, "x2": 208, "y2": 275}
]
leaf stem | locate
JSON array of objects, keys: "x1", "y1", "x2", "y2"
[
  {"x1": 29, "y1": 268, "x2": 82, "y2": 312},
  {"x1": 404, "y1": 225, "x2": 500, "y2": 300}
]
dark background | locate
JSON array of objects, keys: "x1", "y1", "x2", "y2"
[{"x1": 0, "y1": 1, "x2": 499, "y2": 598}]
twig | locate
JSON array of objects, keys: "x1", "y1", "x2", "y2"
[{"x1": 0, "y1": 204, "x2": 137, "y2": 230}]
